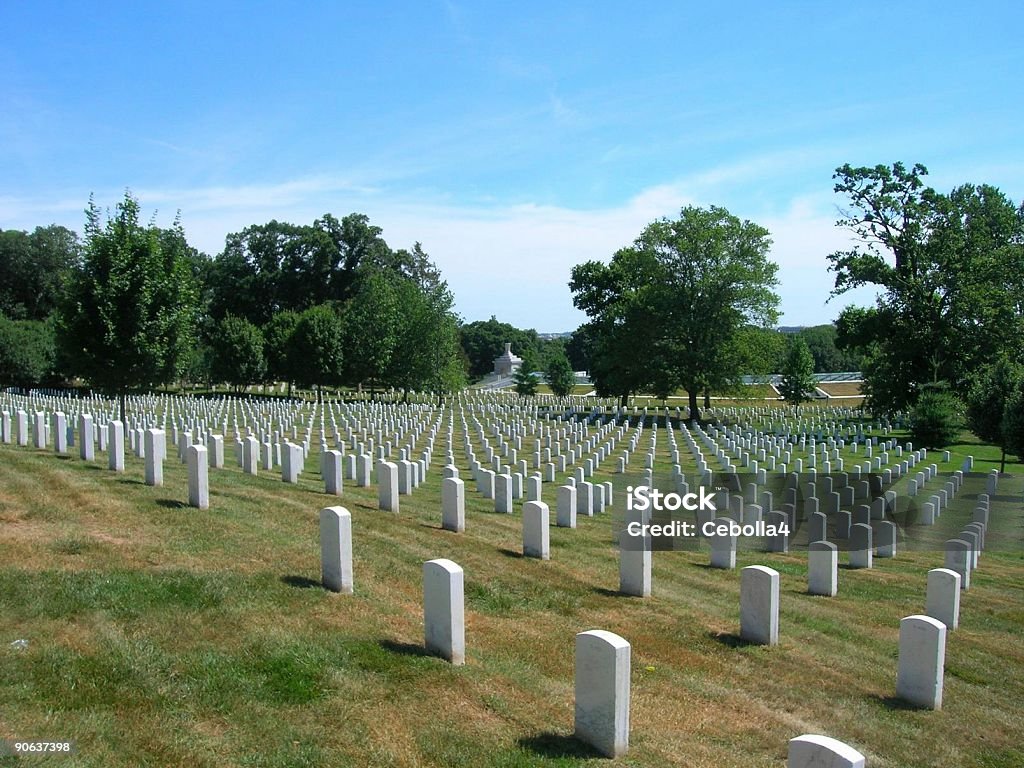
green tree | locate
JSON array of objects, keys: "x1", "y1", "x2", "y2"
[
  {"x1": 1002, "y1": 380, "x2": 1024, "y2": 462},
  {"x1": 545, "y1": 349, "x2": 575, "y2": 397},
  {"x1": 208, "y1": 315, "x2": 266, "y2": 392},
  {"x1": 341, "y1": 271, "x2": 400, "y2": 391},
  {"x1": 291, "y1": 304, "x2": 345, "y2": 390},
  {"x1": 59, "y1": 193, "x2": 198, "y2": 420},
  {"x1": 0, "y1": 316, "x2": 58, "y2": 388},
  {"x1": 0, "y1": 225, "x2": 80, "y2": 321},
  {"x1": 571, "y1": 205, "x2": 779, "y2": 418},
  {"x1": 828, "y1": 163, "x2": 1024, "y2": 414},
  {"x1": 514, "y1": 359, "x2": 538, "y2": 397},
  {"x1": 778, "y1": 336, "x2": 817, "y2": 407},
  {"x1": 262, "y1": 310, "x2": 302, "y2": 391},
  {"x1": 387, "y1": 280, "x2": 464, "y2": 398},
  {"x1": 967, "y1": 358, "x2": 1023, "y2": 472},
  {"x1": 565, "y1": 325, "x2": 594, "y2": 374},
  {"x1": 797, "y1": 324, "x2": 863, "y2": 372},
  {"x1": 459, "y1": 317, "x2": 540, "y2": 380},
  {"x1": 909, "y1": 384, "x2": 963, "y2": 449}
]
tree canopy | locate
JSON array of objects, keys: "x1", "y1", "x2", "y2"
[
  {"x1": 778, "y1": 336, "x2": 816, "y2": 407},
  {"x1": 58, "y1": 193, "x2": 198, "y2": 417},
  {"x1": 570, "y1": 205, "x2": 780, "y2": 417},
  {"x1": 829, "y1": 162, "x2": 1024, "y2": 414}
]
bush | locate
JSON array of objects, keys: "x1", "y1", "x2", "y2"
[{"x1": 909, "y1": 385, "x2": 963, "y2": 448}]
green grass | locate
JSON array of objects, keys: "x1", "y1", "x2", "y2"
[{"x1": 0, "y1": 408, "x2": 1022, "y2": 767}]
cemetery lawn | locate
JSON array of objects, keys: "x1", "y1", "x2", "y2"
[{"x1": 2, "y1": 429, "x2": 1023, "y2": 768}]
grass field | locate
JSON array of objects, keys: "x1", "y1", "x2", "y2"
[{"x1": 1, "y1": 414, "x2": 1022, "y2": 767}]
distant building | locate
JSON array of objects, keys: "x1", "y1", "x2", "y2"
[{"x1": 493, "y1": 342, "x2": 523, "y2": 376}]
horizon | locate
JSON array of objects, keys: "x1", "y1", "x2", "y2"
[{"x1": 2, "y1": 2, "x2": 1021, "y2": 331}]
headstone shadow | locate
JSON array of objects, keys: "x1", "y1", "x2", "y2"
[
  {"x1": 496, "y1": 548, "x2": 522, "y2": 559},
  {"x1": 516, "y1": 732, "x2": 601, "y2": 759},
  {"x1": 156, "y1": 499, "x2": 188, "y2": 509},
  {"x1": 873, "y1": 693, "x2": 931, "y2": 711},
  {"x1": 279, "y1": 575, "x2": 320, "y2": 589},
  {"x1": 379, "y1": 639, "x2": 433, "y2": 658},
  {"x1": 709, "y1": 630, "x2": 756, "y2": 648}
]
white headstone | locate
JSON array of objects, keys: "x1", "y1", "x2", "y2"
[
  {"x1": 808, "y1": 540, "x2": 838, "y2": 597},
  {"x1": 574, "y1": 629, "x2": 630, "y2": 758},
  {"x1": 144, "y1": 428, "x2": 164, "y2": 486},
  {"x1": 187, "y1": 444, "x2": 209, "y2": 509},
  {"x1": 787, "y1": 734, "x2": 865, "y2": 768},
  {"x1": 378, "y1": 461, "x2": 399, "y2": 512},
  {"x1": 925, "y1": 568, "x2": 960, "y2": 630},
  {"x1": 320, "y1": 506, "x2": 353, "y2": 594},
  {"x1": 557, "y1": 485, "x2": 577, "y2": 528},
  {"x1": 78, "y1": 413, "x2": 94, "y2": 461},
  {"x1": 523, "y1": 501, "x2": 550, "y2": 559},
  {"x1": 107, "y1": 420, "x2": 125, "y2": 472},
  {"x1": 740, "y1": 565, "x2": 779, "y2": 645},
  {"x1": 441, "y1": 477, "x2": 465, "y2": 533},
  {"x1": 896, "y1": 614, "x2": 946, "y2": 709},
  {"x1": 324, "y1": 450, "x2": 343, "y2": 496},
  {"x1": 423, "y1": 558, "x2": 465, "y2": 665}
]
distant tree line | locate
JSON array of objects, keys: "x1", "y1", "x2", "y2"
[{"x1": 0, "y1": 193, "x2": 464, "y2": 405}]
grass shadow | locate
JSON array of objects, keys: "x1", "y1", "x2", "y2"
[
  {"x1": 709, "y1": 631, "x2": 756, "y2": 648},
  {"x1": 280, "y1": 575, "x2": 320, "y2": 589},
  {"x1": 516, "y1": 732, "x2": 602, "y2": 759},
  {"x1": 379, "y1": 639, "x2": 433, "y2": 658}
]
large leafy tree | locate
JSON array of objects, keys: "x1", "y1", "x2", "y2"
[
  {"x1": 796, "y1": 324, "x2": 863, "y2": 373},
  {"x1": 544, "y1": 348, "x2": 576, "y2": 397},
  {"x1": 829, "y1": 162, "x2": 1024, "y2": 414},
  {"x1": 388, "y1": 280, "x2": 464, "y2": 398},
  {"x1": 291, "y1": 304, "x2": 345, "y2": 390},
  {"x1": 208, "y1": 315, "x2": 266, "y2": 392},
  {"x1": 59, "y1": 193, "x2": 198, "y2": 420},
  {"x1": 966, "y1": 358, "x2": 1023, "y2": 472},
  {"x1": 0, "y1": 316, "x2": 58, "y2": 388},
  {"x1": 778, "y1": 336, "x2": 816, "y2": 407},
  {"x1": 1002, "y1": 380, "x2": 1024, "y2": 463},
  {"x1": 206, "y1": 213, "x2": 412, "y2": 326},
  {"x1": 0, "y1": 225, "x2": 80, "y2": 321},
  {"x1": 341, "y1": 271, "x2": 401, "y2": 391},
  {"x1": 262, "y1": 310, "x2": 302, "y2": 390},
  {"x1": 571, "y1": 205, "x2": 779, "y2": 417},
  {"x1": 514, "y1": 358, "x2": 538, "y2": 397}
]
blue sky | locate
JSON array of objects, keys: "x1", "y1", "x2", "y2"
[{"x1": 2, "y1": 2, "x2": 1022, "y2": 332}]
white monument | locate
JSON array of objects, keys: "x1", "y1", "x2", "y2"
[{"x1": 493, "y1": 342, "x2": 523, "y2": 376}]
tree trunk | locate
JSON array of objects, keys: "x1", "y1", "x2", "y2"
[
  {"x1": 1000, "y1": 447, "x2": 1006, "y2": 474},
  {"x1": 119, "y1": 390, "x2": 127, "y2": 424},
  {"x1": 688, "y1": 389, "x2": 701, "y2": 422},
  {"x1": 703, "y1": 389, "x2": 710, "y2": 409}
]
